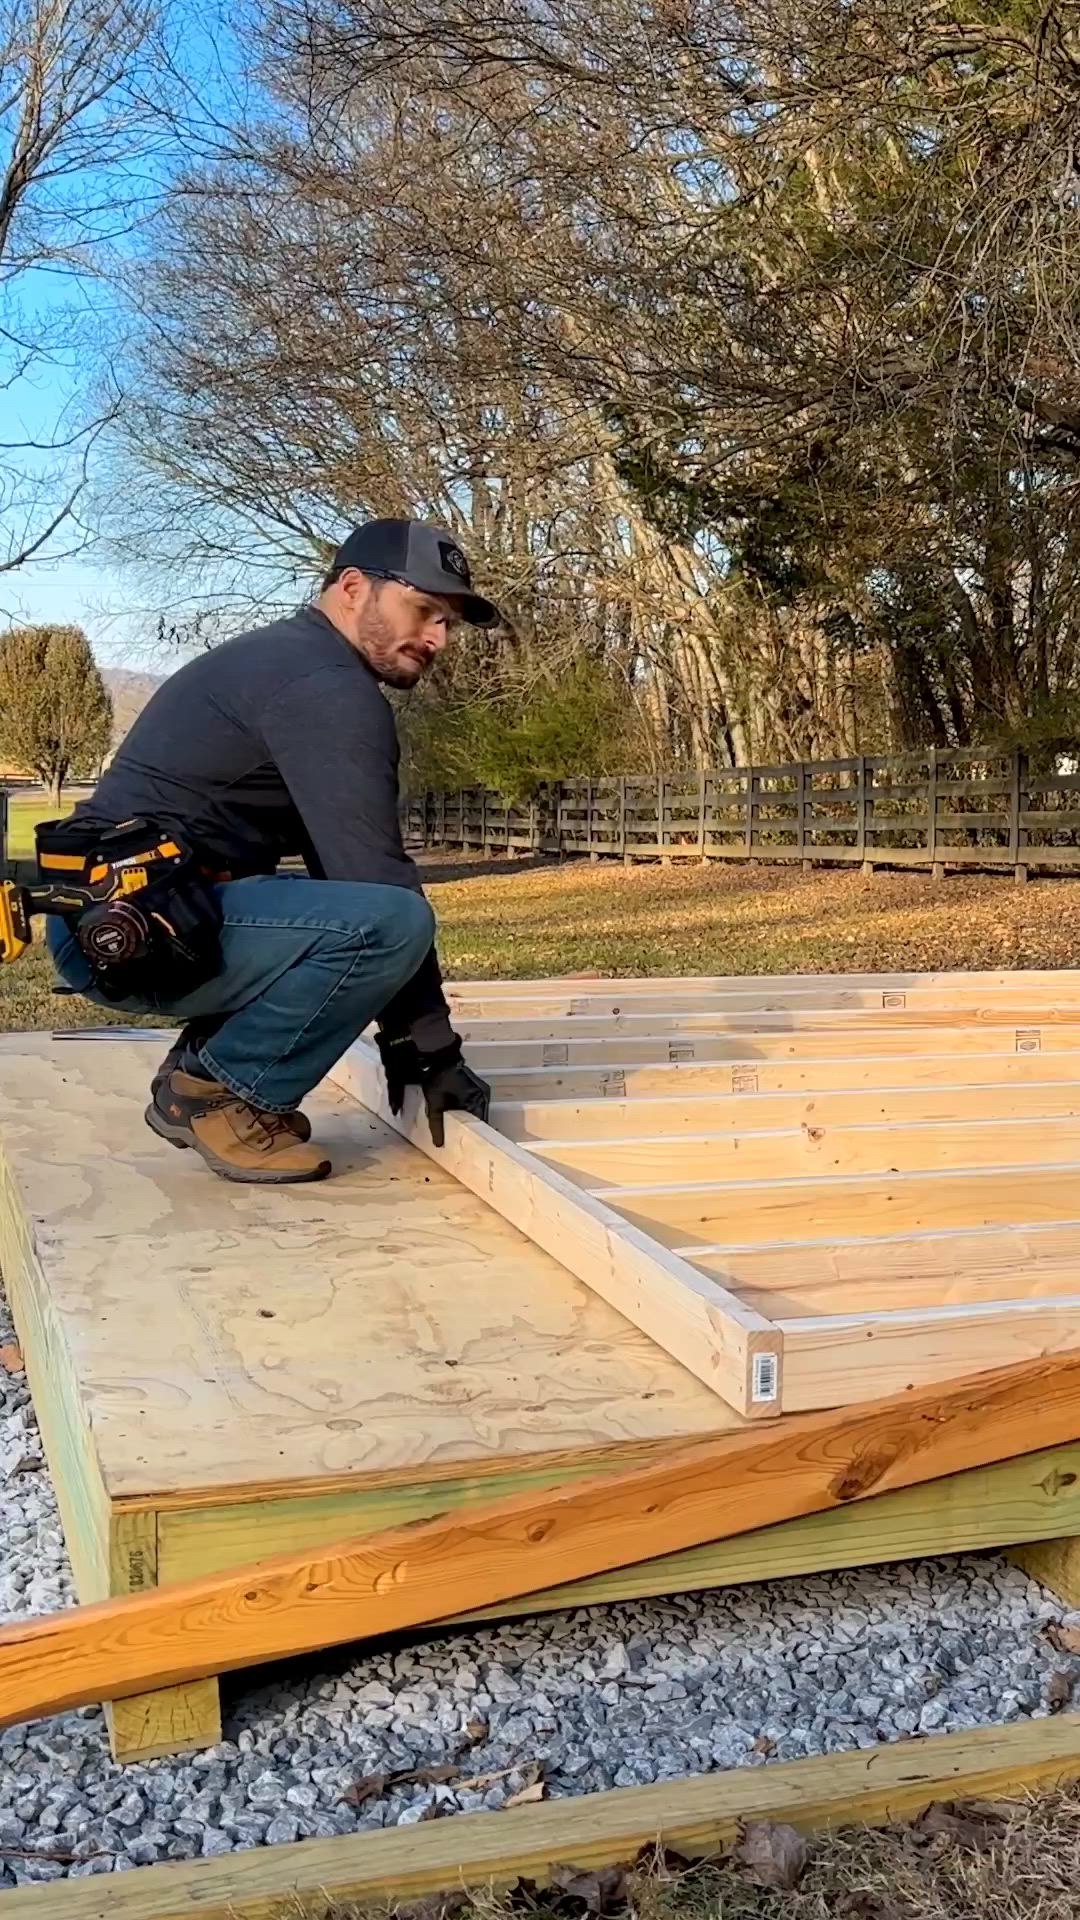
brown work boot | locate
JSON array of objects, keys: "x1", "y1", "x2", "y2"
[
  {"x1": 152, "y1": 1037, "x2": 312, "y2": 1142},
  {"x1": 145, "y1": 1070, "x2": 331, "y2": 1184}
]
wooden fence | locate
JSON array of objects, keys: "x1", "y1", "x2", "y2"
[{"x1": 401, "y1": 749, "x2": 1080, "y2": 880}]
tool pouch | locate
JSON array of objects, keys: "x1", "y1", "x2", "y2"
[
  {"x1": 86, "y1": 868, "x2": 224, "y2": 1004},
  {"x1": 36, "y1": 815, "x2": 224, "y2": 1005}
]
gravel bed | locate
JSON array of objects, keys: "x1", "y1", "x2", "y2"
[{"x1": 3, "y1": 1280, "x2": 1080, "y2": 1890}]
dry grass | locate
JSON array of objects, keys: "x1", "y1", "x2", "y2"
[
  {"x1": 427, "y1": 855, "x2": 1080, "y2": 979},
  {"x1": 282, "y1": 1785, "x2": 1080, "y2": 1920},
  {"x1": 7, "y1": 855, "x2": 1080, "y2": 1040}
]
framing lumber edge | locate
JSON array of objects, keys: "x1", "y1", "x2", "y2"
[
  {"x1": 6, "y1": 1715, "x2": 1080, "y2": 1919},
  {"x1": 7, "y1": 1351, "x2": 1080, "y2": 1727},
  {"x1": 330, "y1": 1037, "x2": 784, "y2": 1418}
]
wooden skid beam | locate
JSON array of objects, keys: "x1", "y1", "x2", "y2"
[
  {"x1": 330, "y1": 1040, "x2": 782, "y2": 1418},
  {"x1": 5, "y1": 1353, "x2": 1080, "y2": 1729},
  {"x1": 6, "y1": 1716, "x2": 1080, "y2": 1919}
]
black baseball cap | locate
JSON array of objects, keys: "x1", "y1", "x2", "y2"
[{"x1": 331, "y1": 519, "x2": 499, "y2": 627}]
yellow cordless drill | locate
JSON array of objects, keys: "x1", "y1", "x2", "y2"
[{"x1": 0, "y1": 817, "x2": 188, "y2": 969}]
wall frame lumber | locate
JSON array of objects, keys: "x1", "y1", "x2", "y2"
[
  {"x1": 7, "y1": 1716, "x2": 1080, "y2": 1920},
  {"x1": 482, "y1": 1051, "x2": 1080, "y2": 1102},
  {"x1": 329, "y1": 1040, "x2": 782, "y2": 1419},
  {"x1": 446, "y1": 968, "x2": 1080, "y2": 995},
  {"x1": 467, "y1": 1026, "x2": 1080, "y2": 1070},
  {"x1": 457, "y1": 1004, "x2": 1080, "y2": 1045},
  {"x1": 5, "y1": 1352, "x2": 1080, "y2": 1728},
  {"x1": 492, "y1": 1080, "x2": 1080, "y2": 1144},
  {"x1": 604, "y1": 1162, "x2": 1080, "y2": 1249},
  {"x1": 532, "y1": 1115, "x2": 1080, "y2": 1188},
  {"x1": 777, "y1": 1301, "x2": 1080, "y2": 1409},
  {"x1": 695, "y1": 1220, "x2": 1080, "y2": 1318}
]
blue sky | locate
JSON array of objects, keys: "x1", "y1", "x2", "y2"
[{"x1": 1, "y1": 1, "x2": 252, "y2": 668}]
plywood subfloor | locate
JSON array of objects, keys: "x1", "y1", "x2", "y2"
[{"x1": 0, "y1": 1035, "x2": 735, "y2": 1508}]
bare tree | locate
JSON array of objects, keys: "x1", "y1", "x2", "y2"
[{"x1": 0, "y1": 0, "x2": 159, "y2": 580}]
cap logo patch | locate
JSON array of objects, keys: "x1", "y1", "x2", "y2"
[{"x1": 439, "y1": 541, "x2": 469, "y2": 580}]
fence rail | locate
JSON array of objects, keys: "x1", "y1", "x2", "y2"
[{"x1": 402, "y1": 750, "x2": 1080, "y2": 880}]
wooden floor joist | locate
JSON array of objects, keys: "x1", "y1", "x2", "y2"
[
  {"x1": 5, "y1": 1350, "x2": 1080, "y2": 1729},
  {"x1": 6, "y1": 1716, "x2": 1080, "y2": 1919}
]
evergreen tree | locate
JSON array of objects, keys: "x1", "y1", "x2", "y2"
[{"x1": 0, "y1": 625, "x2": 112, "y2": 806}]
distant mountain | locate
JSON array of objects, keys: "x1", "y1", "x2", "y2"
[{"x1": 102, "y1": 669, "x2": 163, "y2": 749}]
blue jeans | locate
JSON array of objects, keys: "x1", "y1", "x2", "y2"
[{"x1": 46, "y1": 875, "x2": 435, "y2": 1111}]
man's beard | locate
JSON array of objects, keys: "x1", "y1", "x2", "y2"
[{"x1": 355, "y1": 601, "x2": 425, "y2": 689}]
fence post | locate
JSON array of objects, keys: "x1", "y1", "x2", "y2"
[
  {"x1": 1010, "y1": 748, "x2": 1028, "y2": 885},
  {"x1": 658, "y1": 776, "x2": 669, "y2": 862},
  {"x1": 927, "y1": 748, "x2": 941, "y2": 878},
  {"x1": 697, "y1": 769, "x2": 707, "y2": 862},
  {"x1": 619, "y1": 777, "x2": 628, "y2": 864},
  {"x1": 796, "y1": 761, "x2": 807, "y2": 868},
  {"x1": 744, "y1": 766, "x2": 755, "y2": 858},
  {"x1": 857, "y1": 756, "x2": 869, "y2": 871}
]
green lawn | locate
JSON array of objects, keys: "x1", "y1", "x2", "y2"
[{"x1": 3, "y1": 790, "x2": 72, "y2": 865}]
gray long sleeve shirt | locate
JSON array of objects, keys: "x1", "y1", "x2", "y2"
[{"x1": 70, "y1": 604, "x2": 453, "y2": 1048}]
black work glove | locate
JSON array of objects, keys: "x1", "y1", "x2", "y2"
[
  {"x1": 376, "y1": 1031, "x2": 491, "y2": 1146},
  {"x1": 417, "y1": 1037, "x2": 491, "y2": 1148},
  {"x1": 375, "y1": 1030, "x2": 424, "y2": 1116}
]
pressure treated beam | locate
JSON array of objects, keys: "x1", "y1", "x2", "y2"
[
  {"x1": 6, "y1": 1716, "x2": 1080, "y2": 1920},
  {"x1": 5, "y1": 1353, "x2": 1080, "y2": 1729},
  {"x1": 330, "y1": 1040, "x2": 782, "y2": 1419}
]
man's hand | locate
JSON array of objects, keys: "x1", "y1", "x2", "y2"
[
  {"x1": 419, "y1": 1038, "x2": 491, "y2": 1147},
  {"x1": 376, "y1": 1031, "x2": 491, "y2": 1145},
  {"x1": 375, "y1": 1030, "x2": 424, "y2": 1115}
]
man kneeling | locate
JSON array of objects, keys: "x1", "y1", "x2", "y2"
[{"x1": 47, "y1": 520, "x2": 493, "y2": 1184}]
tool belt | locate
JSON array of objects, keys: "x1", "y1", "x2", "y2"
[{"x1": 37, "y1": 815, "x2": 225, "y2": 1004}]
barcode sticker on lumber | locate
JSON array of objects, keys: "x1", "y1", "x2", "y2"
[
  {"x1": 732, "y1": 1067, "x2": 759, "y2": 1093},
  {"x1": 569, "y1": 998, "x2": 591, "y2": 1015},
  {"x1": 542, "y1": 1044, "x2": 569, "y2": 1066},
  {"x1": 669, "y1": 1042, "x2": 696, "y2": 1062},
  {"x1": 454, "y1": 1002, "x2": 482, "y2": 1019},
  {"x1": 882, "y1": 991, "x2": 906, "y2": 1009},
  {"x1": 601, "y1": 1072, "x2": 626, "y2": 1098},
  {"x1": 1016, "y1": 1029, "x2": 1042, "y2": 1053},
  {"x1": 752, "y1": 1352, "x2": 780, "y2": 1403}
]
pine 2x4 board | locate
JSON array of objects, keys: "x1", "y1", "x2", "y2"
[{"x1": 332, "y1": 968, "x2": 1080, "y2": 1418}]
